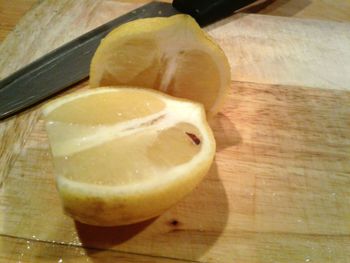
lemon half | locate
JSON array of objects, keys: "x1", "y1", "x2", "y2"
[
  {"x1": 90, "y1": 14, "x2": 231, "y2": 116},
  {"x1": 43, "y1": 87, "x2": 215, "y2": 226}
]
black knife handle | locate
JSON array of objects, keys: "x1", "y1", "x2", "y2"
[{"x1": 172, "y1": 0, "x2": 257, "y2": 26}]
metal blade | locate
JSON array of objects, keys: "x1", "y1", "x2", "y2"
[{"x1": 0, "y1": 1, "x2": 179, "y2": 120}]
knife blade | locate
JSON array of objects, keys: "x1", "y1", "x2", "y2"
[{"x1": 0, "y1": 0, "x2": 257, "y2": 120}]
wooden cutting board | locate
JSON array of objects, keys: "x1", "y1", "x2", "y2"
[{"x1": 1, "y1": 1, "x2": 350, "y2": 262}]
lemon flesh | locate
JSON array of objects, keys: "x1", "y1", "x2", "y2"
[
  {"x1": 43, "y1": 87, "x2": 215, "y2": 226},
  {"x1": 90, "y1": 14, "x2": 231, "y2": 116}
]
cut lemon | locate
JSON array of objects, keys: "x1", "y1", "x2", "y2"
[
  {"x1": 43, "y1": 87, "x2": 215, "y2": 226},
  {"x1": 90, "y1": 14, "x2": 231, "y2": 116}
]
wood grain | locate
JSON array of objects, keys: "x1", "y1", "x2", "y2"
[
  {"x1": 260, "y1": 0, "x2": 350, "y2": 22},
  {"x1": 1, "y1": 0, "x2": 350, "y2": 262},
  {"x1": 1, "y1": 81, "x2": 350, "y2": 262},
  {"x1": 0, "y1": 235, "x2": 184, "y2": 262},
  {"x1": 1, "y1": 0, "x2": 350, "y2": 43},
  {"x1": 208, "y1": 14, "x2": 350, "y2": 90},
  {"x1": 0, "y1": 0, "x2": 37, "y2": 42}
]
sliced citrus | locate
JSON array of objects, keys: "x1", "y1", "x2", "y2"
[
  {"x1": 42, "y1": 87, "x2": 215, "y2": 226},
  {"x1": 89, "y1": 14, "x2": 231, "y2": 116}
]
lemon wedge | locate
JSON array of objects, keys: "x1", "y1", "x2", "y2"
[
  {"x1": 90, "y1": 14, "x2": 231, "y2": 116},
  {"x1": 43, "y1": 87, "x2": 215, "y2": 226}
]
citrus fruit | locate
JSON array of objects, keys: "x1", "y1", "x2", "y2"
[
  {"x1": 89, "y1": 14, "x2": 231, "y2": 116},
  {"x1": 42, "y1": 87, "x2": 216, "y2": 226}
]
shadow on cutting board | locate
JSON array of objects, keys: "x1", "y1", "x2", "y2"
[
  {"x1": 75, "y1": 217, "x2": 156, "y2": 246},
  {"x1": 258, "y1": 0, "x2": 312, "y2": 17},
  {"x1": 211, "y1": 112, "x2": 242, "y2": 151}
]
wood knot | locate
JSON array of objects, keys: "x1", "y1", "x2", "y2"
[{"x1": 170, "y1": 219, "x2": 179, "y2": 226}]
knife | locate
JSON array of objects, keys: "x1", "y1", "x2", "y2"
[{"x1": 0, "y1": 0, "x2": 257, "y2": 120}]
